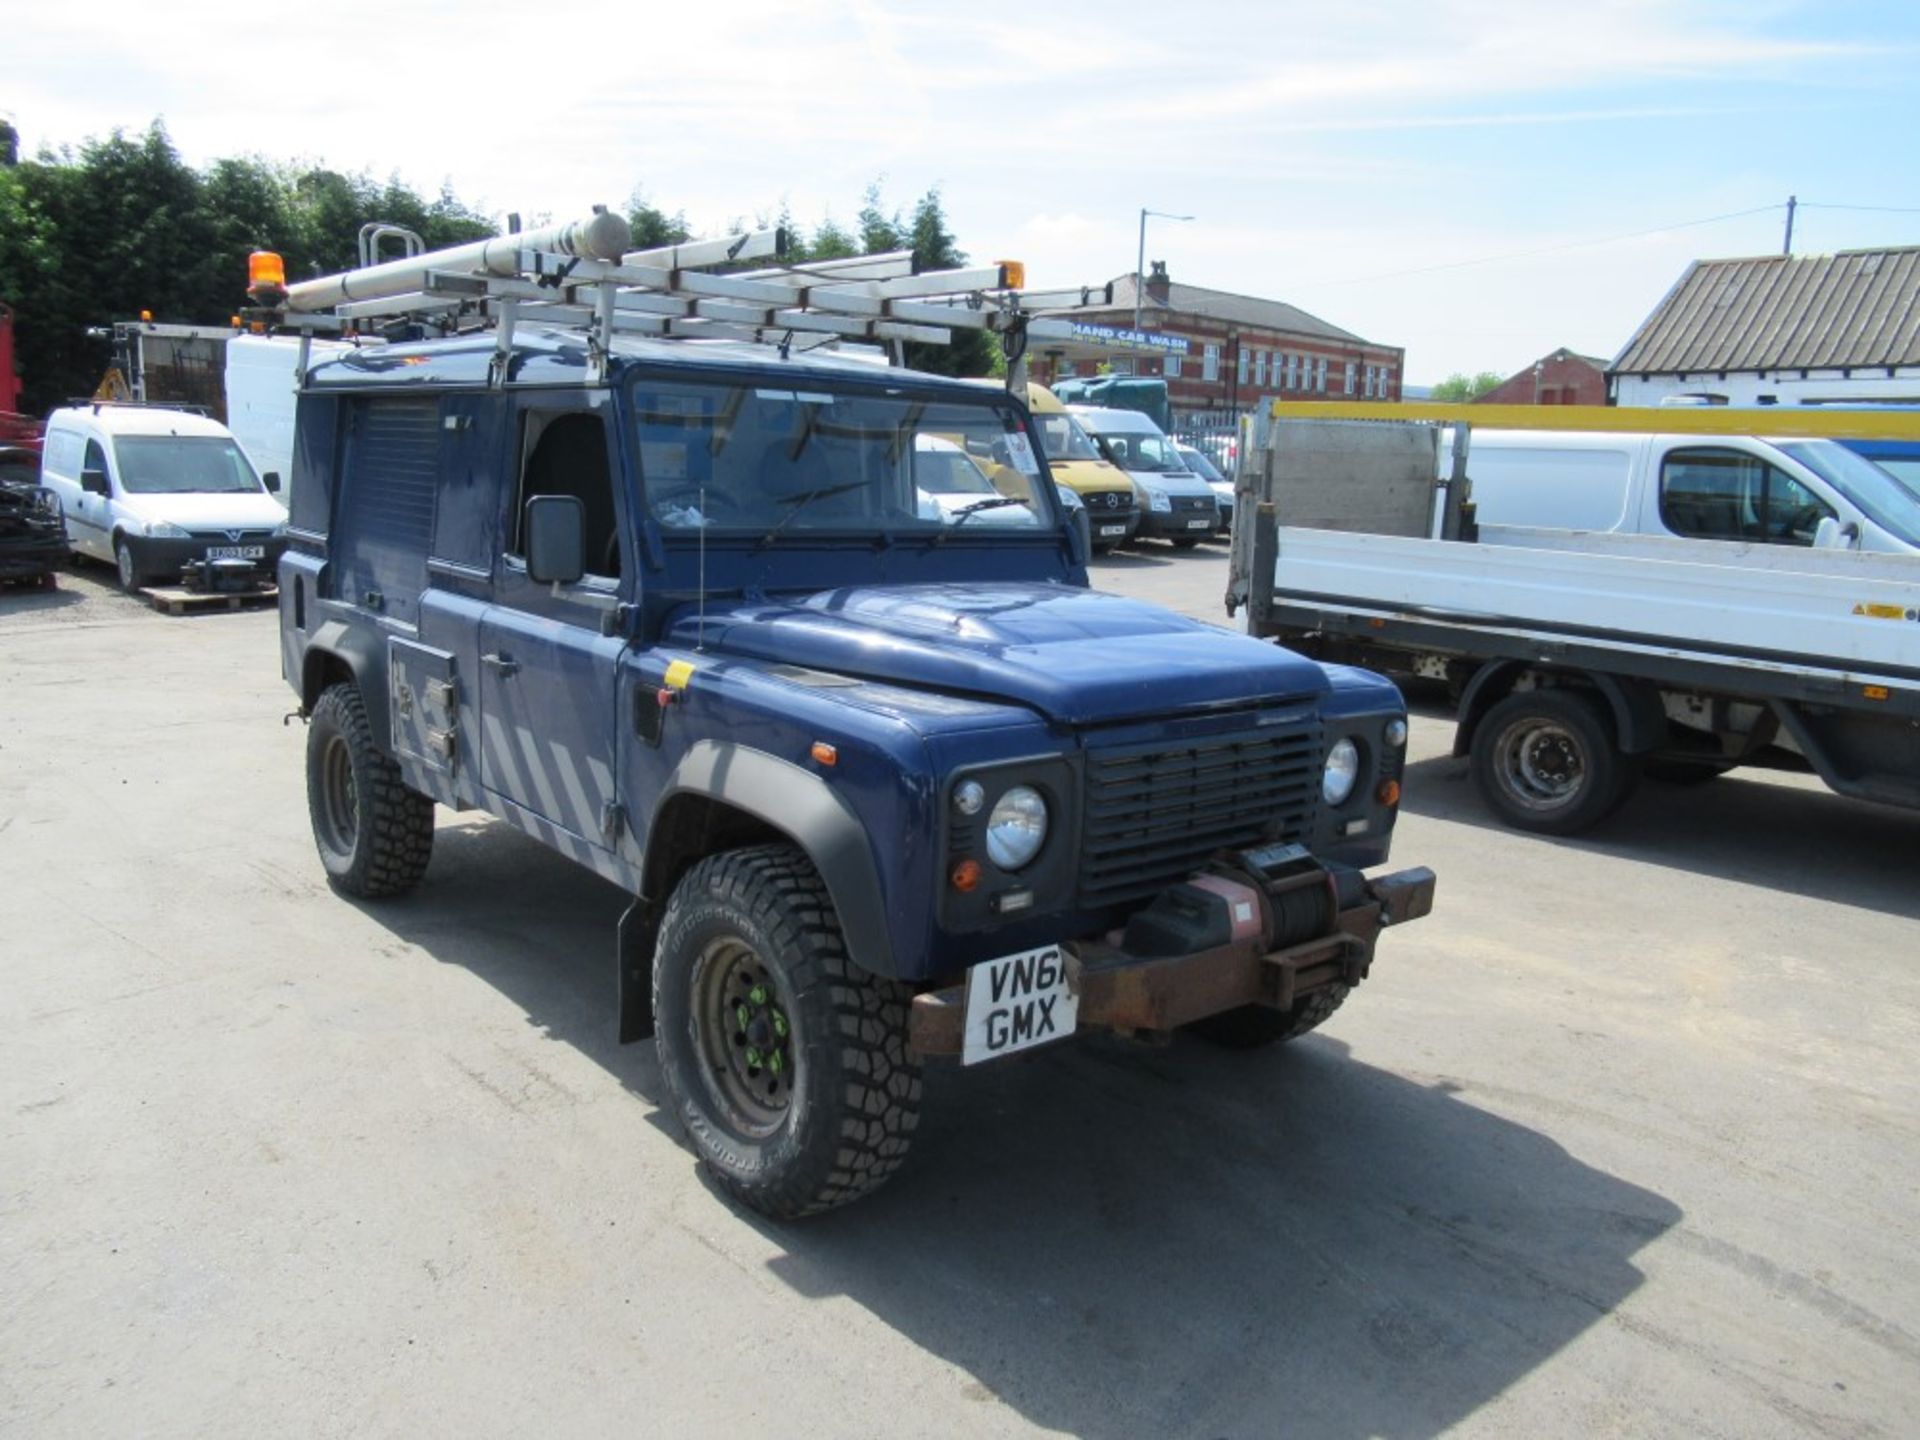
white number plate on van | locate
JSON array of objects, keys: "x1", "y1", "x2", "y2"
[
  {"x1": 962, "y1": 945, "x2": 1076, "y2": 1065},
  {"x1": 1098, "y1": 524, "x2": 1127, "y2": 538},
  {"x1": 206, "y1": 545, "x2": 265, "y2": 560},
  {"x1": 1186, "y1": 518, "x2": 1212, "y2": 529}
]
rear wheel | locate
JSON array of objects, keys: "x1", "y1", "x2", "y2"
[
  {"x1": 652, "y1": 844, "x2": 921, "y2": 1218},
  {"x1": 305, "y1": 682, "x2": 435, "y2": 897},
  {"x1": 1190, "y1": 985, "x2": 1349, "y2": 1049},
  {"x1": 1470, "y1": 688, "x2": 1635, "y2": 835}
]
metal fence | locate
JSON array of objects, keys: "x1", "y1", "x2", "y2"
[{"x1": 1170, "y1": 409, "x2": 1246, "y2": 478}]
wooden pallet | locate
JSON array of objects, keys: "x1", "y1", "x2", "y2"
[{"x1": 140, "y1": 584, "x2": 279, "y2": 616}]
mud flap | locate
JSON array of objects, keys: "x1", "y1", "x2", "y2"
[{"x1": 617, "y1": 899, "x2": 657, "y2": 1042}]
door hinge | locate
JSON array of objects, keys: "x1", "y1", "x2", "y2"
[{"x1": 600, "y1": 800, "x2": 626, "y2": 843}]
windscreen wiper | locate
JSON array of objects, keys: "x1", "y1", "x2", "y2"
[
  {"x1": 934, "y1": 495, "x2": 1028, "y2": 542},
  {"x1": 758, "y1": 480, "x2": 869, "y2": 546}
]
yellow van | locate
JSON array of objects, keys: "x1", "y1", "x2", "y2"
[{"x1": 965, "y1": 381, "x2": 1138, "y2": 550}]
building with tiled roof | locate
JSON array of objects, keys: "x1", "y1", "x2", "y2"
[
  {"x1": 1033, "y1": 262, "x2": 1404, "y2": 420},
  {"x1": 1610, "y1": 247, "x2": 1920, "y2": 407}
]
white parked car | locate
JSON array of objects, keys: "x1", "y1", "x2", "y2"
[{"x1": 38, "y1": 404, "x2": 289, "y2": 590}]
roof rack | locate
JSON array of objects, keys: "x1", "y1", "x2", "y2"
[{"x1": 247, "y1": 207, "x2": 1115, "y2": 389}]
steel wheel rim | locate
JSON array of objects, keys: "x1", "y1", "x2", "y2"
[
  {"x1": 318, "y1": 734, "x2": 359, "y2": 854},
  {"x1": 1496, "y1": 718, "x2": 1585, "y2": 811},
  {"x1": 691, "y1": 938, "x2": 796, "y2": 1138}
]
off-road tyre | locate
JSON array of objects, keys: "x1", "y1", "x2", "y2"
[
  {"x1": 1470, "y1": 688, "x2": 1635, "y2": 836},
  {"x1": 306, "y1": 682, "x2": 435, "y2": 898},
  {"x1": 1190, "y1": 984, "x2": 1349, "y2": 1049},
  {"x1": 652, "y1": 843, "x2": 921, "y2": 1219}
]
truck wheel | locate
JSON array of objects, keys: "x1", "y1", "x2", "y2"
[
  {"x1": 652, "y1": 843, "x2": 921, "y2": 1219},
  {"x1": 306, "y1": 682, "x2": 435, "y2": 897},
  {"x1": 1190, "y1": 985, "x2": 1349, "y2": 1049},
  {"x1": 1471, "y1": 688, "x2": 1634, "y2": 835}
]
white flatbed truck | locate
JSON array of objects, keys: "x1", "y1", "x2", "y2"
[{"x1": 1227, "y1": 405, "x2": 1920, "y2": 834}]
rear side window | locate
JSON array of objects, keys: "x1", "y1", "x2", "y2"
[
  {"x1": 42, "y1": 430, "x2": 83, "y2": 478},
  {"x1": 1660, "y1": 447, "x2": 1834, "y2": 546}
]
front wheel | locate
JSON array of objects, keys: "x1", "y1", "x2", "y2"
[
  {"x1": 1171, "y1": 537, "x2": 1202, "y2": 550},
  {"x1": 1470, "y1": 688, "x2": 1634, "y2": 835},
  {"x1": 306, "y1": 682, "x2": 435, "y2": 897},
  {"x1": 114, "y1": 537, "x2": 143, "y2": 592},
  {"x1": 652, "y1": 844, "x2": 921, "y2": 1219}
]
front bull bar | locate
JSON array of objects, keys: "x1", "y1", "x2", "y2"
[{"x1": 908, "y1": 864, "x2": 1436, "y2": 1056}]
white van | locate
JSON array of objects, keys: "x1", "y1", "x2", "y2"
[
  {"x1": 39, "y1": 404, "x2": 290, "y2": 590},
  {"x1": 1069, "y1": 405, "x2": 1220, "y2": 546},
  {"x1": 1456, "y1": 430, "x2": 1920, "y2": 555}
]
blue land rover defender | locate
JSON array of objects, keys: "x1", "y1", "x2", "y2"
[{"x1": 276, "y1": 296, "x2": 1433, "y2": 1218}]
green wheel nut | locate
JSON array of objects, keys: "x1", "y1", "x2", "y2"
[
  {"x1": 745, "y1": 1047, "x2": 762, "y2": 1068},
  {"x1": 769, "y1": 1051, "x2": 784, "y2": 1074},
  {"x1": 736, "y1": 1004, "x2": 751, "y2": 1031},
  {"x1": 749, "y1": 985, "x2": 768, "y2": 1005},
  {"x1": 772, "y1": 1012, "x2": 789, "y2": 1038}
]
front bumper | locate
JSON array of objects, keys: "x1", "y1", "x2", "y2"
[
  {"x1": 127, "y1": 535, "x2": 288, "y2": 587},
  {"x1": 909, "y1": 863, "x2": 1436, "y2": 1054},
  {"x1": 1136, "y1": 504, "x2": 1221, "y2": 540}
]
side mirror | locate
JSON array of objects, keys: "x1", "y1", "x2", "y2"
[
  {"x1": 81, "y1": 466, "x2": 109, "y2": 496},
  {"x1": 525, "y1": 494, "x2": 586, "y2": 585},
  {"x1": 1812, "y1": 516, "x2": 1860, "y2": 551},
  {"x1": 262, "y1": 471, "x2": 282, "y2": 494},
  {"x1": 1066, "y1": 505, "x2": 1091, "y2": 569}
]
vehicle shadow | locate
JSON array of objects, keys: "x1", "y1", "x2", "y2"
[
  {"x1": 368, "y1": 819, "x2": 1681, "y2": 1440},
  {"x1": 1399, "y1": 750, "x2": 1920, "y2": 923},
  {"x1": 0, "y1": 579, "x2": 86, "y2": 616}
]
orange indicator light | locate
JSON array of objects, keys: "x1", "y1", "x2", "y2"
[{"x1": 950, "y1": 859, "x2": 981, "y2": 892}]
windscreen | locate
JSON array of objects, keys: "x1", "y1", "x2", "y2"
[
  {"x1": 113, "y1": 436, "x2": 262, "y2": 495},
  {"x1": 1087, "y1": 424, "x2": 1183, "y2": 473},
  {"x1": 1031, "y1": 411, "x2": 1102, "y2": 463},
  {"x1": 631, "y1": 379, "x2": 1057, "y2": 539},
  {"x1": 1779, "y1": 440, "x2": 1920, "y2": 546}
]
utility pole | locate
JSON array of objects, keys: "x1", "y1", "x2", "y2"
[
  {"x1": 1782, "y1": 195, "x2": 1797, "y2": 256},
  {"x1": 1134, "y1": 207, "x2": 1195, "y2": 337}
]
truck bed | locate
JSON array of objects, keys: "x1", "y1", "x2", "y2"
[{"x1": 1265, "y1": 525, "x2": 1920, "y2": 689}]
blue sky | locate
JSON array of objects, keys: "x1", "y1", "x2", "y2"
[{"x1": 8, "y1": 0, "x2": 1917, "y2": 383}]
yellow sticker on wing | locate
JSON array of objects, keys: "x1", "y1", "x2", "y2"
[
  {"x1": 1852, "y1": 602, "x2": 1908, "y2": 620},
  {"x1": 663, "y1": 660, "x2": 697, "y2": 690}
]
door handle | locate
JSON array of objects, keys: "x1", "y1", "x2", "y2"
[{"x1": 482, "y1": 652, "x2": 519, "y2": 677}]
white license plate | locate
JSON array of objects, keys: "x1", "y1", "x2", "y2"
[
  {"x1": 1186, "y1": 518, "x2": 1211, "y2": 529},
  {"x1": 206, "y1": 545, "x2": 265, "y2": 560},
  {"x1": 1098, "y1": 524, "x2": 1127, "y2": 537},
  {"x1": 962, "y1": 945, "x2": 1076, "y2": 1065}
]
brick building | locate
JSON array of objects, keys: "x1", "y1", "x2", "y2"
[
  {"x1": 1031, "y1": 263, "x2": 1404, "y2": 419},
  {"x1": 1476, "y1": 347, "x2": 1609, "y2": 406}
]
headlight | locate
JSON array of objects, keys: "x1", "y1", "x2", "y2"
[
  {"x1": 1323, "y1": 738, "x2": 1361, "y2": 806},
  {"x1": 144, "y1": 519, "x2": 191, "y2": 538},
  {"x1": 1385, "y1": 718, "x2": 1408, "y2": 748},
  {"x1": 985, "y1": 785, "x2": 1048, "y2": 870},
  {"x1": 1143, "y1": 485, "x2": 1171, "y2": 513}
]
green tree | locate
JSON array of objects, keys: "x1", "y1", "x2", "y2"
[
  {"x1": 1430, "y1": 370, "x2": 1506, "y2": 403},
  {"x1": 901, "y1": 187, "x2": 993, "y2": 377},
  {"x1": 627, "y1": 187, "x2": 691, "y2": 251},
  {"x1": 809, "y1": 215, "x2": 858, "y2": 261}
]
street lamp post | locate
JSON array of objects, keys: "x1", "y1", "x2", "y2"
[{"x1": 1135, "y1": 207, "x2": 1195, "y2": 340}]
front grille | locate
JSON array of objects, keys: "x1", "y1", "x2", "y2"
[
  {"x1": 188, "y1": 528, "x2": 276, "y2": 542},
  {"x1": 1078, "y1": 716, "x2": 1321, "y2": 906},
  {"x1": 1174, "y1": 495, "x2": 1213, "y2": 512},
  {"x1": 1086, "y1": 490, "x2": 1134, "y2": 515}
]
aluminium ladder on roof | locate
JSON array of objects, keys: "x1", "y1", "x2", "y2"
[{"x1": 264, "y1": 208, "x2": 1115, "y2": 384}]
